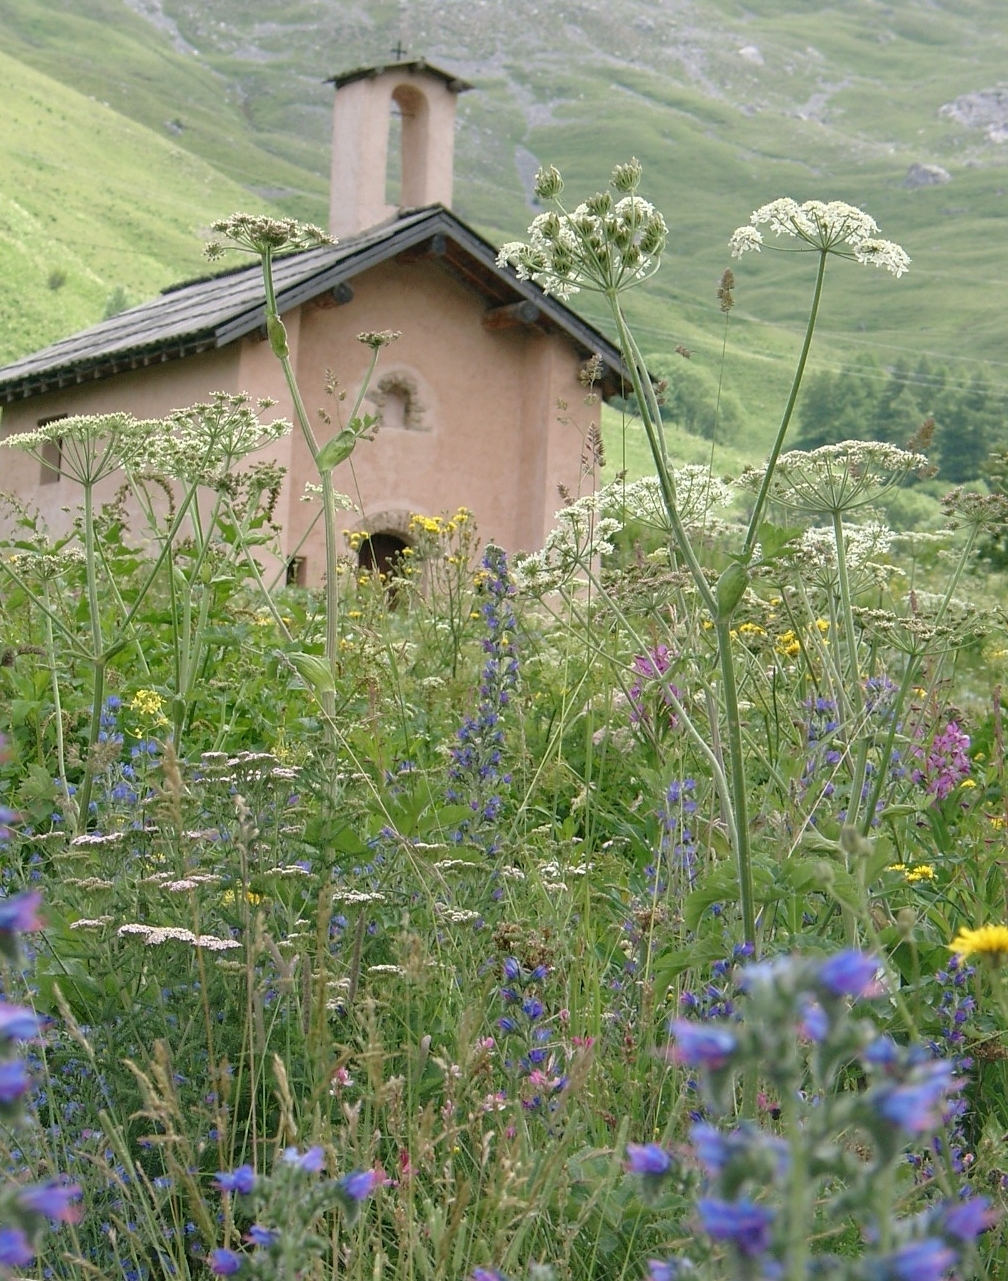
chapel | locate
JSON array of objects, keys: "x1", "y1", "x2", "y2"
[{"x1": 0, "y1": 60, "x2": 623, "y2": 583}]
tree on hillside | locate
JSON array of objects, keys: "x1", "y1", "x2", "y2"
[{"x1": 794, "y1": 357, "x2": 1008, "y2": 482}]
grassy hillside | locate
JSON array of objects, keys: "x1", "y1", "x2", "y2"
[
  {"x1": 0, "y1": 46, "x2": 278, "y2": 364},
  {"x1": 1, "y1": 0, "x2": 1007, "y2": 465}
]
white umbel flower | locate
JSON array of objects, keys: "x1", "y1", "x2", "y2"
[{"x1": 730, "y1": 198, "x2": 910, "y2": 276}]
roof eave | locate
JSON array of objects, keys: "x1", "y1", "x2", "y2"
[{"x1": 0, "y1": 208, "x2": 629, "y2": 406}]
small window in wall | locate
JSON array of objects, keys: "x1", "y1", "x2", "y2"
[
  {"x1": 371, "y1": 372, "x2": 425, "y2": 431},
  {"x1": 38, "y1": 414, "x2": 68, "y2": 484},
  {"x1": 286, "y1": 556, "x2": 307, "y2": 587}
]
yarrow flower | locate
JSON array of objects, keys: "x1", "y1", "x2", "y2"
[{"x1": 729, "y1": 197, "x2": 910, "y2": 277}]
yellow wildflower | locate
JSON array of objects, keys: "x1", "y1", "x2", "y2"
[
  {"x1": 949, "y1": 923, "x2": 1008, "y2": 960},
  {"x1": 130, "y1": 689, "x2": 168, "y2": 724},
  {"x1": 775, "y1": 630, "x2": 801, "y2": 658},
  {"x1": 904, "y1": 864, "x2": 936, "y2": 884}
]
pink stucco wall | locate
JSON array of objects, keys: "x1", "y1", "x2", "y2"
[{"x1": 0, "y1": 257, "x2": 598, "y2": 585}]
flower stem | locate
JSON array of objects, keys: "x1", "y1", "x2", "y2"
[
  {"x1": 716, "y1": 620, "x2": 757, "y2": 947},
  {"x1": 742, "y1": 249, "x2": 828, "y2": 561}
]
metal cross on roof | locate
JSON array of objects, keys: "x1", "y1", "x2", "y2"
[{"x1": 391, "y1": 40, "x2": 408, "y2": 61}]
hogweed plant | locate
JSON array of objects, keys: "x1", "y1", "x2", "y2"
[
  {"x1": 0, "y1": 394, "x2": 292, "y2": 824},
  {"x1": 205, "y1": 214, "x2": 399, "y2": 719},
  {"x1": 500, "y1": 166, "x2": 925, "y2": 950}
]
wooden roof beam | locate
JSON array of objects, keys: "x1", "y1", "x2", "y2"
[{"x1": 482, "y1": 300, "x2": 542, "y2": 331}]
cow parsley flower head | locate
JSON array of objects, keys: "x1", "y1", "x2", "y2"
[
  {"x1": 740, "y1": 441, "x2": 931, "y2": 517},
  {"x1": 206, "y1": 213, "x2": 334, "y2": 259},
  {"x1": 498, "y1": 161, "x2": 668, "y2": 298},
  {"x1": 729, "y1": 198, "x2": 910, "y2": 276}
]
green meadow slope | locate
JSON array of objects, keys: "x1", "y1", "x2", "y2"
[
  {"x1": 1, "y1": 0, "x2": 1007, "y2": 462},
  {"x1": 0, "y1": 45, "x2": 277, "y2": 364}
]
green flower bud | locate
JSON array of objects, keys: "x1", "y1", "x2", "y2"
[
  {"x1": 716, "y1": 562, "x2": 750, "y2": 621},
  {"x1": 611, "y1": 158, "x2": 643, "y2": 193},
  {"x1": 267, "y1": 314, "x2": 289, "y2": 359},
  {"x1": 584, "y1": 191, "x2": 613, "y2": 217},
  {"x1": 534, "y1": 165, "x2": 564, "y2": 201}
]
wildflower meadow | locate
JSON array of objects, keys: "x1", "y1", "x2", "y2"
[{"x1": 2, "y1": 165, "x2": 1008, "y2": 1281}]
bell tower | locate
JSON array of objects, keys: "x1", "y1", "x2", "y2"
[{"x1": 327, "y1": 59, "x2": 472, "y2": 239}]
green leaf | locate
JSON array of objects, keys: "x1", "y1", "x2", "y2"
[
  {"x1": 287, "y1": 651, "x2": 335, "y2": 695},
  {"x1": 756, "y1": 521, "x2": 804, "y2": 562}
]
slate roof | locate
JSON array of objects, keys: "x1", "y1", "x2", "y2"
[
  {"x1": 328, "y1": 60, "x2": 472, "y2": 93},
  {"x1": 0, "y1": 206, "x2": 625, "y2": 406}
]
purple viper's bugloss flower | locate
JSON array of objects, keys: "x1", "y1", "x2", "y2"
[
  {"x1": 214, "y1": 1164, "x2": 256, "y2": 1194},
  {"x1": 816, "y1": 950, "x2": 881, "y2": 998},
  {"x1": 0, "y1": 889, "x2": 43, "y2": 935},
  {"x1": 471, "y1": 1270, "x2": 512, "y2": 1281},
  {"x1": 646, "y1": 1262, "x2": 693, "y2": 1281},
  {"x1": 0, "y1": 1226, "x2": 34, "y2": 1267},
  {"x1": 245, "y1": 1225, "x2": 280, "y2": 1247},
  {"x1": 668, "y1": 1020, "x2": 737, "y2": 1070},
  {"x1": 17, "y1": 1180, "x2": 82, "y2": 1223},
  {"x1": 877, "y1": 1237, "x2": 957, "y2": 1281},
  {"x1": 282, "y1": 1144, "x2": 325, "y2": 1172},
  {"x1": 209, "y1": 1247, "x2": 243, "y2": 1276},
  {"x1": 874, "y1": 1061, "x2": 962, "y2": 1134},
  {"x1": 697, "y1": 1196, "x2": 774, "y2": 1257},
  {"x1": 0, "y1": 1057, "x2": 32, "y2": 1105},
  {"x1": 0, "y1": 1003, "x2": 44, "y2": 1041},
  {"x1": 625, "y1": 1143, "x2": 673, "y2": 1176},
  {"x1": 337, "y1": 1169, "x2": 380, "y2": 1201},
  {"x1": 938, "y1": 1194, "x2": 996, "y2": 1241}
]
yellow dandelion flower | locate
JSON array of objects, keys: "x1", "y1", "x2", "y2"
[
  {"x1": 904, "y1": 864, "x2": 936, "y2": 884},
  {"x1": 814, "y1": 618, "x2": 830, "y2": 635},
  {"x1": 949, "y1": 923, "x2": 1008, "y2": 960},
  {"x1": 960, "y1": 779, "x2": 977, "y2": 790},
  {"x1": 737, "y1": 622, "x2": 766, "y2": 638},
  {"x1": 775, "y1": 630, "x2": 801, "y2": 658}
]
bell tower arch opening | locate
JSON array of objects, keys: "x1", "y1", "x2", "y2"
[
  {"x1": 389, "y1": 83, "x2": 430, "y2": 210},
  {"x1": 327, "y1": 60, "x2": 472, "y2": 239}
]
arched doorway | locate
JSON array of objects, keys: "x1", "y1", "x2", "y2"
[{"x1": 358, "y1": 531, "x2": 409, "y2": 581}]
